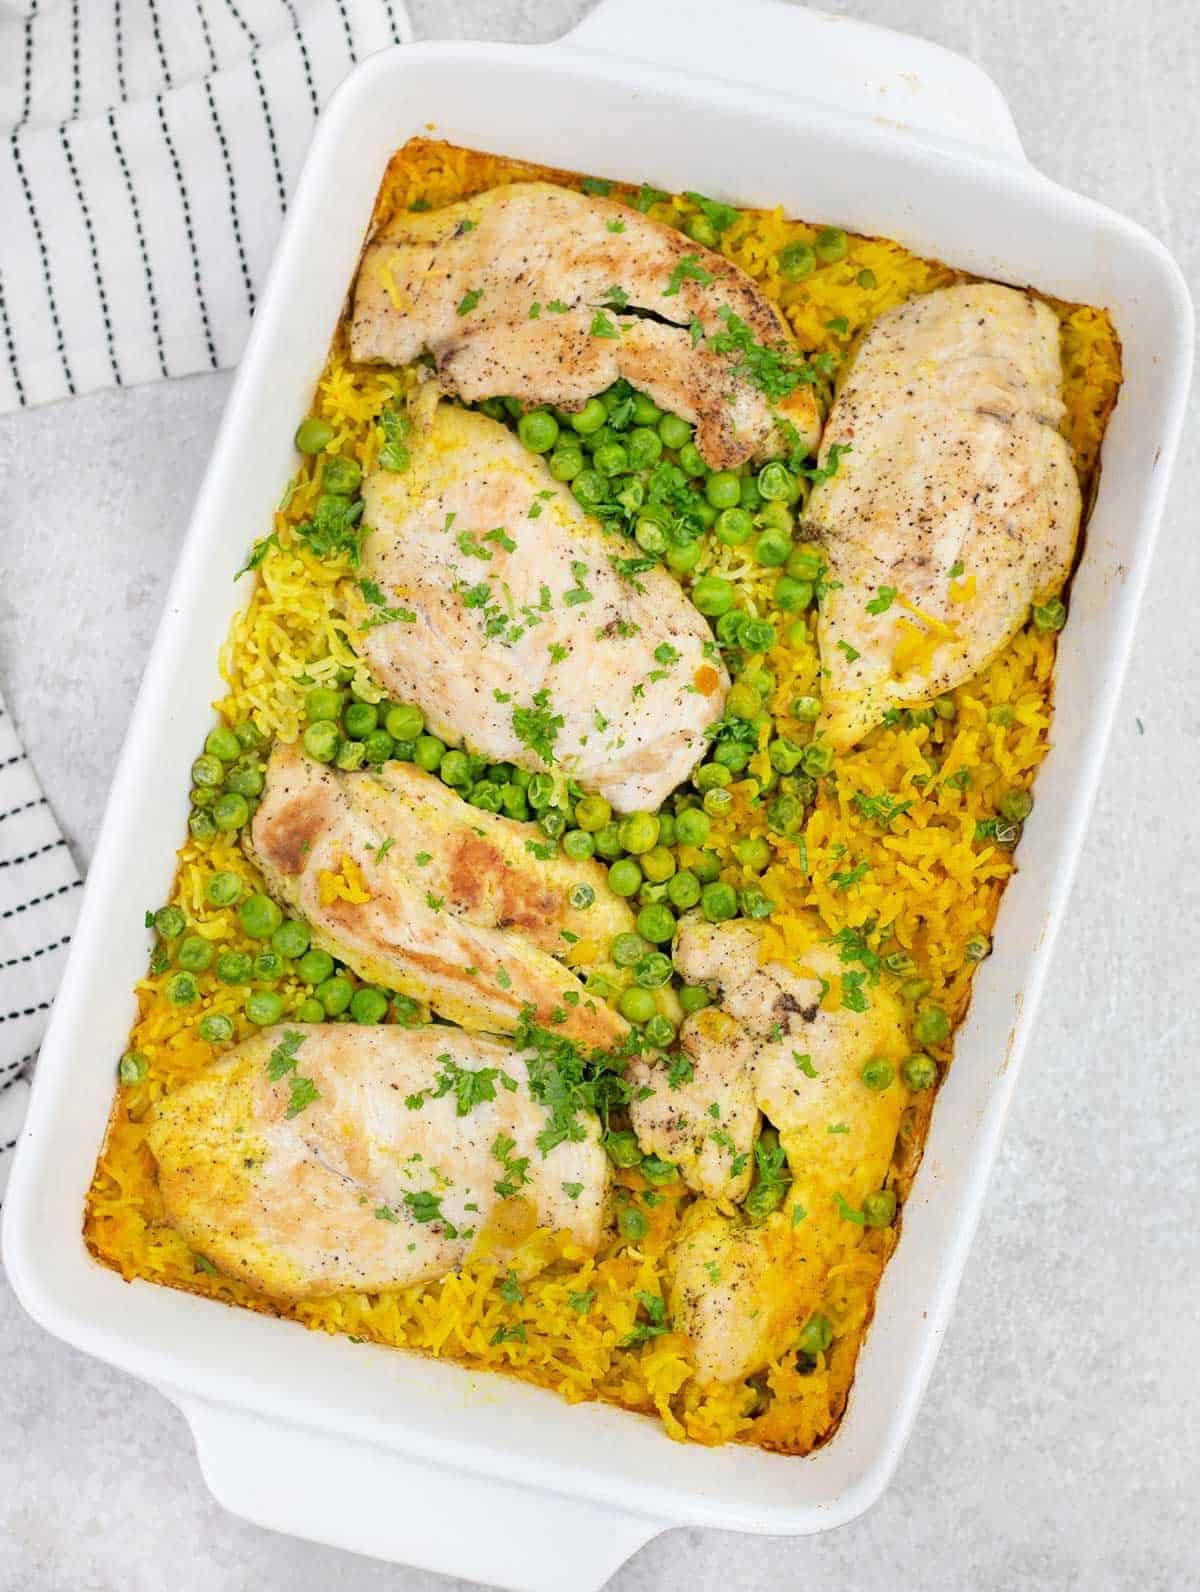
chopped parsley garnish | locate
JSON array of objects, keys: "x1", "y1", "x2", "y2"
[
  {"x1": 568, "y1": 1290, "x2": 595, "y2": 1313},
  {"x1": 490, "y1": 1323, "x2": 528, "y2": 1346},
  {"x1": 866, "y1": 585, "x2": 897, "y2": 615},
  {"x1": 374, "y1": 1205, "x2": 399, "y2": 1223},
  {"x1": 663, "y1": 253, "x2": 715, "y2": 297},
  {"x1": 836, "y1": 639, "x2": 861, "y2": 663},
  {"x1": 359, "y1": 577, "x2": 416, "y2": 629},
  {"x1": 456, "y1": 287, "x2": 483, "y2": 316},
  {"x1": 851, "y1": 790, "x2": 912, "y2": 826},
  {"x1": 561, "y1": 1181, "x2": 584, "y2": 1201},
  {"x1": 710, "y1": 307, "x2": 810, "y2": 402},
  {"x1": 793, "y1": 1052, "x2": 818, "y2": 1078},
  {"x1": 581, "y1": 176, "x2": 612, "y2": 196},
  {"x1": 654, "y1": 641, "x2": 680, "y2": 666},
  {"x1": 235, "y1": 531, "x2": 278, "y2": 579},
  {"x1": 379, "y1": 405, "x2": 411, "y2": 473},
  {"x1": 295, "y1": 493, "x2": 365, "y2": 566},
  {"x1": 635, "y1": 183, "x2": 668, "y2": 212},
  {"x1": 491, "y1": 1132, "x2": 530, "y2": 1198},
  {"x1": 564, "y1": 560, "x2": 594, "y2": 605},
  {"x1": 620, "y1": 1291, "x2": 670, "y2": 1348},
  {"x1": 602, "y1": 284, "x2": 630, "y2": 309},
  {"x1": 498, "y1": 1269, "x2": 524, "y2": 1304},
  {"x1": 425, "y1": 891, "x2": 444, "y2": 912},
  {"x1": 265, "y1": 1032, "x2": 320, "y2": 1119},
  {"x1": 528, "y1": 302, "x2": 541, "y2": 319},
  {"x1": 834, "y1": 1193, "x2": 867, "y2": 1226},
  {"x1": 948, "y1": 560, "x2": 965, "y2": 579},
  {"x1": 684, "y1": 190, "x2": 739, "y2": 236},
  {"x1": 546, "y1": 299, "x2": 570, "y2": 314},
  {"x1": 512, "y1": 689, "x2": 564, "y2": 764},
  {"x1": 589, "y1": 310, "x2": 621, "y2": 339},
  {"x1": 606, "y1": 219, "x2": 626, "y2": 233},
  {"x1": 404, "y1": 1189, "x2": 454, "y2": 1233}
]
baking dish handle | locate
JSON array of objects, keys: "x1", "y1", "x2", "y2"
[
  {"x1": 562, "y1": 0, "x2": 1026, "y2": 162},
  {"x1": 177, "y1": 1395, "x2": 665, "y2": 1592}
]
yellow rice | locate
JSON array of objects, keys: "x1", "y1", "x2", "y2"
[{"x1": 84, "y1": 139, "x2": 1122, "y2": 1455}]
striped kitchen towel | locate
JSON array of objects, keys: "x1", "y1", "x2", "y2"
[
  {"x1": 0, "y1": 692, "x2": 82, "y2": 1200},
  {"x1": 0, "y1": 0, "x2": 412, "y2": 413}
]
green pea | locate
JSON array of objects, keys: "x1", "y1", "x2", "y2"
[
  {"x1": 738, "y1": 615, "x2": 777, "y2": 652},
  {"x1": 627, "y1": 427, "x2": 663, "y2": 470},
  {"x1": 739, "y1": 476, "x2": 763, "y2": 512},
  {"x1": 934, "y1": 695, "x2": 957, "y2": 721},
  {"x1": 644, "y1": 1014, "x2": 677, "y2": 1049},
  {"x1": 716, "y1": 609, "x2": 746, "y2": 647},
  {"x1": 857, "y1": 268, "x2": 877, "y2": 289},
  {"x1": 690, "y1": 849, "x2": 722, "y2": 883},
  {"x1": 362, "y1": 730, "x2": 393, "y2": 766},
  {"x1": 787, "y1": 545, "x2": 824, "y2": 582},
  {"x1": 618, "y1": 1205, "x2": 650, "y2": 1241},
  {"x1": 436, "y1": 749, "x2": 469, "y2": 788},
  {"x1": 636, "y1": 903, "x2": 676, "y2": 944},
  {"x1": 705, "y1": 470, "x2": 741, "y2": 510},
  {"x1": 608, "y1": 858, "x2": 643, "y2": 897},
  {"x1": 569, "y1": 882, "x2": 595, "y2": 910},
  {"x1": 191, "y1": 786, "x2": 219, "y2": 810},
  {"x1": 778, "y1": 241, "x2": 816, "y2": 281},
  {"x1": 403, "y1": 733, "x2": 442, "y2": 774},
  {"x1": 526, "y1": 773, "x2": 555, "y2": 811},
  {"x1": 655, "y1": 413, "x2": 690, "y2": 452},
  {"x1": 119, "y1": 1051, "x2": 149, "y2": 1084},
  {"x1": 604, "y1": 1129, "x2": 642, "y2": 1168},
  {"x1": 863, "y1": 1189, "x2": 897, "y2": 1228},
  {"x1": 204, "y1": 871, "x2": 242, "y2": 908},
  {"x1": 618, "y1": 812, "x2": 660, "y2": 855},
  {"x1": 612, "y1": 932, "x2": 648, "y2": 968},
  {"x1": 294, "y1": 997, "x2": 325, "y2": 1023},
  {"x1": 667, "y1": 869, "x2": 701, "y2": 910},
  {"x1": 815, "y1": 226, "x2": 848, "y2": 264},
  {"x1": 767, "y1": 794, "x2": 803, "y2": 834},
  {"x1": 913, "y1": 1005, "x2": 951, "y2": 1046},
  {"x1": 225, "y1": 763, "x2": 265, "y2": 797},
  {"x1": 769, "y1": 737, "x2": 804, "y2": 774},
  {"x1": 901, "y1": 977, "x2": 933, "y2": 1003},
  {"x1": 1000, "y1": 788, "x2": 1034, "y2": 823},
  {"x1": 216, "y1": 951, "x2": 253, "y2": 984},
  {"x1": 570, "y1": 397, "x2": 608, "y2": 435},
  {"x1": 964, "y1": 934, "x2": 991, "y2": 962},
  {"x1": 239, "y1": 894, "x2": 282, "y2": 940},
  {"x1": 790, "y1": 696, "x2": 820, "y2": 724},
  {"x1": 191, "y1": 753, "x2": 224, "y2": 789},
  {"x1": 675, "y1": 807, "x2": 711, "y2": 847},
  {"x1": 332, "y1": 740, "x2": 364, "y2": 772},
  {"x1": 293, "y1": 949, "x2": 332, "y2": 988},
  {"x1": 593, "y1": 822, "x2": 623, "y2": 860},
  {"x1": 757, "y1": 462, "x2": 793, "y2": 502},
  {"x1": 213, "y1": 792, "x2": 250, "y2": 831},
  {"x1": 678, "y1": 984, "x2": 711, "y2": 1014},
  {"x1": 701, "y1": 881, "x2": 738, "y2": 923},
  {"x1": 740, "y1": 885, "x2": 774, "y2": 919},
  {"x1": 548, "y1": 446, "x2": 584, "y2": 482},
  {"x1": 322, "y1": 455, "x2": 362, "y2": 496},
  {"x1": 265, "y1": 921, "x2": 307, "y2": 962},
  {"x1": 1033, "y1": 598, "x2": 1066, "y2": 632},
  {"x1": 755, "y1": 529, "x2": 791, "y2": 568},
  {"x1": 469, "y1": 781, "x2": 503, "y2": 815},
  {"x1": 664, "y1": 540, "x2": 700, "y2": 575},
  {"x1": 479, "y1": 397, "x2": 507, "y2": 420},
  {"x1": 154, "y1": 905, "x2": 186, "y2": 940},
  {"x1": 685, "y1": 212, "x2": 718, "y2": 247},
  {"x1": 538, "y1": 808, "x2": 566, "y2": 839},
  {"x1": 574, "y1": 794, "x2": 612, "y2": 832},
  {"x1": 235, "y1": 720, "x2": 266, "y2": 751},
  {"x1": 166, "y1": 972, "x2": 199, "y2": 1007},
  {"x1": 796, "y1": 1313, "x2": 833, "y2": 1358},
  {"x1": 760, "y1": 501, "x2": 794, "y2": 536},
  {"x1": 295, "y1": 417, "x2": 334, "y2": 454},
  {"x1": 199, "y1": 1013, "x2": 235, "y2": 1045},
  {"x1": 901, "y1": 1052, "x2": 938, "y2": 1091},
  {"x1": 593, "y1": 442, "x2": 629, "y2": 477},
  {"x1": 714, "y1": 506, "x2": 754, "y2": 546},
  {"x1": 176, "y1": 934, "x2": 214, "y2": 973},
  {"x1": 861, "y1": 1057, "x2": 895, "y2": 1092},
  {"x1": 801, "y1": 740, "x2": 835, "y2": 777},
  {"x1": 745, "y1": 1179, "x2": 786, "y2": 1223},
  {"x1": 349, "y1": 986, "x2": 390, "y2": 1024},
  {"x1": 618, "y1": 985, "x2": 657, "y2": 1024},
  {"x1": 714, "y1": 740, "x2": 752, "y2": 773},
  {"x1": 341, "y1": 702, "x2": 376, "y2": 740},
  {"x1": 303, "y1": 720, "x2": 340, "y2": 763},
  {"x1": 702, "y1": 789, "x2": 732, "y2": 819},
  {"x1": 305, "y1": 687, "x2": 344, "y2": 724},
  {"x1": 638, "y1": 1153, "x2": 676, "y2": 1186},
  {"x1": 517, "y1": 409, "x2": 559, "y2": 453},
  {"x1": 775, "y1": 576, "x2": 813, "y2": 612},
  {"x1": 695, "y1": 762, "x2": 732, "y2": 793},
  {"x1": 633, "y1": 951, "x2": 673, "y2": 989},
  {"x1": 555, "y1": 828, "x2": 591, "y2": 863},
  {"x1": 628, "y1": 393, "x2": 659, "y2": 425},
  {"x1": 733, "y1": 836, "x2": 770, "y2": 871},
  {"x1": 692, "y1": 575, "x2": 734, "y2": 617},
  {"x1": 677, "y1": 441, "x2": 706, "y2": 477},
  {"x1": 572, "y1": 470, "x2": 606, "y2": 507},
  {"x1": 244, "y1": 989, "x2": 283, "y2": 1025},
  {"x1": 635, "y1": 518, "x2": 668, "y2": 555},
  {"x1": 204, "y1": 726, "x2": 241, "y2": 763},
  {"x1": 316, "y1": 975, "x2": 354, "y2": 1016},
  {"x1": 693, "y1": 500, "x2": 718, "y2": 529},
  {"x1": 639, "y1": 846, "x2": 675, "y2": 885}
]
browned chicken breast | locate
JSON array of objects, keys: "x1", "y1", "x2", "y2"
[
  {"x1": 350, "y1": 182, "x2": 821, "y2": 469},
  {"x1": 358, "y1": 403, "x2": 727, "y2": 814},
  {"x1": 248, "y1": 743, "x2": 632, "y2": 1045},
  {"x1": 147, "y1": 1024, "x2": 610, "y2": 1299},
  {"x1": 808, "y1": 282, "x2": 1082, "y2": 747}
]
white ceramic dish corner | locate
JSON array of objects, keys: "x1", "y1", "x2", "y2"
[{"x1": 4, "y1": 4, "x2": 1192, "y2": 1589}]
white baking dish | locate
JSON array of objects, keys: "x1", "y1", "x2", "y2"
[{"x1": 4, "y1": 3, "x2": 1192, "y2": 1587}]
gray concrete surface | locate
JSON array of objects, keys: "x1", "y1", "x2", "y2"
[{"x1": 1, "y1": 1, "x2": 1197, "y2": 1588}]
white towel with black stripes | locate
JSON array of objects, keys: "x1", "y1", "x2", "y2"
[
  {"x1": 0, "y1": 0, "x2": 411, "y2": 412},
  {"x1": 0, "y1": 693, "x2": 82, "y2": 1199}
]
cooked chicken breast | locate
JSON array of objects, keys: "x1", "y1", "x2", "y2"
[
  {"x1": 248, "y1": 743, "x2": 632, "y2": 1045},
  {"x1": 669, "y1": 1204, "x2": 800, "y2": 1384},
  {"x1": 808, "y1": 283, "x2": 1081, "y2": 747},
  {"x1": 674, "y1": 916, "x2": 908, "y2": 1194},
  {"x1": 628, "y1": 1006, "x2": 759, "y2": 1202},
  {"x1": 147, "y1": 1024, "x2": 609, "y2": 1299},
  {"x1": 350, "y1": 182, "x2": 820, "y2": 470},
  {"x1": 358, "y1": 403, "x2": 728, "y2": 813}
]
